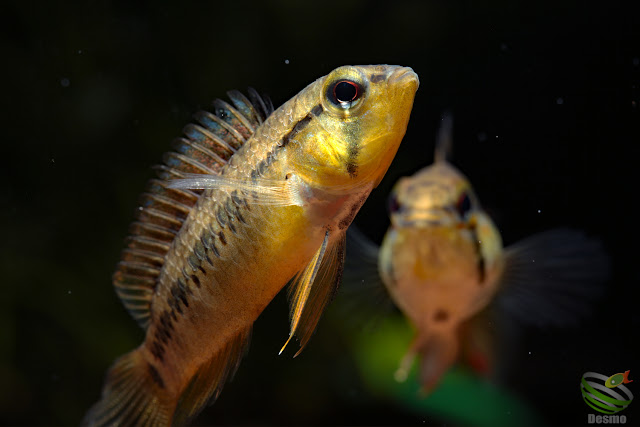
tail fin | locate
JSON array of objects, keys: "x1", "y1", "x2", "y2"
[{"x1": 83, "y1": 349, "x2": 172, "y2": 427}]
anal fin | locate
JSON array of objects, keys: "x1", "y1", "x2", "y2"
[{"x1": 173, "y1": 326, "x2": 252, "y2": 426}]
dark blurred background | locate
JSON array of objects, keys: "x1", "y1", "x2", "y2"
[{"x1": 1, "y1": 0, "x2": 638, "y2": 425}]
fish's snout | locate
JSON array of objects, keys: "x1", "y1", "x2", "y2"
[{"x1": 388, "y1": 66, "x2": 420, "y2": 91}]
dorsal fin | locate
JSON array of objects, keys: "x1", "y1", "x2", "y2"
[
  {"x1": 434, "y1": 112, "x2": 453, "y2": 164},
  {"x1": 113, "y1": 89, "x2": 274, "y2": 329}
]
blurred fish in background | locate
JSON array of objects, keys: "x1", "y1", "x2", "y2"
[{"x1": 339, "y1": 114, "x2": 610, "y2": 423}]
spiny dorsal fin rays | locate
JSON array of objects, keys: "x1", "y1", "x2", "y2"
[
  {"x1": 280, "y1": 231, "x2": 346, "y2": 357},
  {"x1": 113, "y1": 89, "x2": 273, "y2": 329},
  {"x1": 434, "y1": 112, "x2": 454, "y2": 164}
]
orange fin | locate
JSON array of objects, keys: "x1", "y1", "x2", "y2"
[
  {"x1": 113, "y1": 90, "x2": 272, "y2": 329},
  {"x1": 280, "y1": 231, "x2": 345, "y2": 356},
  {"x1": 82, "y1": 349, "x2": 171, "y2": 426}
]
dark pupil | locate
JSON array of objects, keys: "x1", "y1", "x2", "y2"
[
  {"x1": 457, "y1": 193, "x2": 472, "y2": 216},
  {"x1": 334, "y1": 81, "x2": 358, "y2": 103},
  {"x1": 387, "y1": 194, "x2": 400, "y2": 214}
]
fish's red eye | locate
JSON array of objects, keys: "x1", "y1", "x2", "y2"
[
  {"x1": 456, "y1": 192, "x2": 472, "y2": 217},
  {"x1": 387, "y1": 194, "x2": 401, "y2": 214},
  {"x1": 328, "y1": 80, "x2": 363, "y2": 109}
]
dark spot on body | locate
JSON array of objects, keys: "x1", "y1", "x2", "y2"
[
  {"x1": 216, "y1": 207, "x2": 227, "y2": 227},
  {"x1": 370, "y1": 73, "x2": 385, "y2": 83},
  {"x1": 148, "y1": 363, "x2": 165, "y2": 388},
  {"x1": 218, "y1": 230, "x2": 227, "y2": 245},
  {"x1": 433, "y1": 309, "x2": 449, "y2": 322},
  {"x1": 311, "y1": 104, "x2": 324, "y2": 117}
]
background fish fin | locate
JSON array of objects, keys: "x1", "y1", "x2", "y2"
[
  {"x1": 173, "y1": 326, "x2": 252, "y2": 426},
  {"x1": 114, "y1": 89, "x2": 269, "y2": 328},
  {"x1": 414, "y1": 331, "x2": 459, "y2": 394},
  {"x1": 434, "y1": 112, "x2": 454, "y2": 164},
  {"x1": 496, "y1": 228, "x2": 610, "y2": 327},
  {"x1": 333, "y1": 227, "x2": 395, "y2": 329},
  {"x1": 82, "y1": 348, "x2": 172, "y2": 427},
  {"x1": 281, "y1": 231, "x2": 345, "y2": 356},
  {"x1": 167, "y1": 174, "x2": 307, "y2": 207}
]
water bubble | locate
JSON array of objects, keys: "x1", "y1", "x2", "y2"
[{"x1": 60, "y1": 78, "x2": 70, "y2": 87}]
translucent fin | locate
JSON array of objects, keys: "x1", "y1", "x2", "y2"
[
  {"x1": 415, "y1": 331, "x2": 459, "y2": 394},
  {"x1": 173, "y1": 326, "x2": 252, "y2": 426},
  {"x1": 167, "y1": 173, "x2": 307, "y2": 207},
  {"x1": 113, "y1": 89, "x2": 272, "y2": 329},
  {"x1": 434, "y1": 112, "x2": 453, "y2": 164},
  {"x1": 280, "y1": 230, "x2": 345, "y2": 356},
  {"x1": 82, "y1": 349, "x2": 171, "y2": 427},
  {"x1": 337, "y1": 227, "x2": 394, "y2": 326},
  {"x1": 496, "y1": 228, "x2": 610, "y2": 327}
]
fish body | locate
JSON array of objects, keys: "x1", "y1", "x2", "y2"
[
  {"x1": 85, "y1": 65, "x2": 418, "y2": 426},
  {"x1": 347, "y1": 115, "x2": 608, "y2": 392},
  {"x1": 606, "y1": 370, "x2": 633, "y2": 388}
]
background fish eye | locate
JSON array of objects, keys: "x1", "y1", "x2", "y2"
[{"x1": 456, "y1": 192, "x2": 472, "y2": 217}]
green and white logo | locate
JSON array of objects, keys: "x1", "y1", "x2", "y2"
[{"x1": 581, "y1": 371, "x2": 633, "y2": 415}]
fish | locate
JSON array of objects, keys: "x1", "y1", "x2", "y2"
[
  {"x1": 344, "y1": 114, "x2": 609, "y2": 393},
  {"x1": 605, "y1": 371, "x2": 633, "y2": 388},
  {"x1": 83, "y1": 65, "x2": 419, "y2": 426}
]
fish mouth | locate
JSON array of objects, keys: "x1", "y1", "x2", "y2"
[{"x1": 388, "y1": 67, "x2": 420, "y2": 90}]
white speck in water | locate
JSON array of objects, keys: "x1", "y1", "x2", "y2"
[
  {"x1": 78, "y1": 49, "x2": 83, "y2": 54},
  {"x1": 532, "y1": 259, "x2": 535, "y2": 263},
  {"x1": 67, "y1": 290, "x2": 72, "y2": 295},
  {"x1": 60, "y1": 78, "x2": 70, "y2": 87},
  {"x1": 537, "y1": 209, "x2": 541, "y2": 213},
  {"x1": 495, "y1": 135, "x2": 499, "y2": 139},
  {"x1": 138, "y1": 206, "x2": 143, "y2": 211},
  {"x1": 51, "y1": 158, "x2": 55, "y2": 163},
  {"x1": 633, "y1": 57, "x2": 639, "y2": 67},
  {"x1": 528, "y1": 351, "x2": 532, "y2": 355},
  {"x1": 556, "y1": 97, "x2": 564, "y2": 105},
  {"x1": 284, "y1": 59, "x2": 290, "y2": 65}
]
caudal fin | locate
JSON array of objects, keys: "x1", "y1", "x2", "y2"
[{"x1": 83, "y1": 349, "x2": 172, "y2": 427}]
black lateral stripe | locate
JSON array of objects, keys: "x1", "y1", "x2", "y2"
[
  {"x1": 470, "y1": 226, "x2": 486, "y2": 284},
  {"x1": 346, "y1": 140, "x2": 360, "y2": 178},
  {"x1": 281, "y1": 103, "x2": 323, "y2": 147}
]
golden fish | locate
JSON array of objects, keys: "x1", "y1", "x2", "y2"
[
  {"x1": 346, "y1": 115, "x2": 608, "y2": 393},
  {"x1": 84, "y1": 65, "x2": 419, "y2": 426}
]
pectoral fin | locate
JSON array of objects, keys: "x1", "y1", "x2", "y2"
[
  {"x1": 496, "y1": 228, "x2": 610, "y2": 327},
  {"x1": 280, "y1": 230, "x2": 345, "y2": 356},
  {"x1": 167, "y1": 173, "x2": 308, "y2": 206}
]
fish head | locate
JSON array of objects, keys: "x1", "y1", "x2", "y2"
[
  {"x1": 388, "y1": 162, "x2": 479, "y2": 229},
  {"x1": 292, "y1": 65, "x2": 419, "y2": 192}
]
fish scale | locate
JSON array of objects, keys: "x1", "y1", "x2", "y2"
[{"x1": 85, "y1": 65, "x2": 419, "y2": 426}]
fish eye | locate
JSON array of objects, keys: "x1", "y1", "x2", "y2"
[
  {"x1": 387, "y1": 193, "x2": 401, "y2": 215},
  {"x1": 328, "y1": 80, "x2": 363, "y2": 109},
  {"x1": 456, "y1": 192, "x2": 472, "y2": 217}
]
